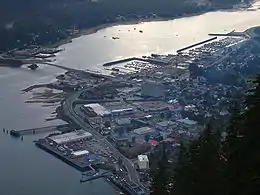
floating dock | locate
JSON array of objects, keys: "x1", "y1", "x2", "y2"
[
  {"x1": 177, "y1": 36, "x2": 218, "y2": 53},
  {"x1": 103, "y1": 57, "x2": 168, "y2": 67}
]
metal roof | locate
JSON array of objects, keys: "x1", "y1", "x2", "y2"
[
  {"x1": 84, "y1": 103, "x2": 111, "y2": 116},
  {"x1": 49, "y1": 130, "x2": 92, "y2": 144}
]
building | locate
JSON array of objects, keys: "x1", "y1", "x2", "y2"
[
  {"x1": 133, "y1": 101, "x2": 170, "y2": 113},
  {"x1": 148, "y1": 139, "x2": 159, "y2": 146},
  {"x1": 111, "y1": 108, "x2": 134, "y2": 116},
  {"x1": 156, "y1": 121, "x2": 177, "y2": 131},
  {"x1": 137, "y1": 155, "x2": 149, "y2": 170},
  {"x1": 82, "y1": 103, "x2": 111, "y2": 117},
  {"x1": 72, "y1": 150, "x2": 89, "y2": 157},
  {"x1": 141, "y1": 81, "x2": 165, "y2": 98},
  {"x1": 177, "y1": 118, "x2": 198, "y2": 128},
  {"x1": 134, "y1": 126, "x2": 153, "y2": 135},
  {"x1": 81, "y1": 103, "x2": 111, "y2": 126},
  {"x1": 115, "y1": 118, "x2": 131, "y2": 126},
  {"x1": 47, "y1": 130, "x2": 92, "y2": 145}
]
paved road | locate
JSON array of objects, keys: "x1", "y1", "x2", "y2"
[{"x1": 62, "y1": 91, "x2": 140, "y2": 184}]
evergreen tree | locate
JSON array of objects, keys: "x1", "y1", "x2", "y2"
[
  {"x1": 223, "y1": 75, "x2": 260, "y2": 195},
  {"x1": 150, "y1": 143, "x2": 174, "y2": 195},
  {"x1": 174, "y1": 126, "x2": 224, "y2": 195}
]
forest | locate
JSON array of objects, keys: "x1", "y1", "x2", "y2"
[{"x1": 0, "y1": 0, "x2": 249, "y2": 52}]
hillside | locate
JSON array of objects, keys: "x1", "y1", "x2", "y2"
[{"x1": 0, "y1": 0, "x2": 250, "y2": 52}]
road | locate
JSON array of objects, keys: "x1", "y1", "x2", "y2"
[{"x1": 62, "y1": 91, "x2": 140, "y2": 184}]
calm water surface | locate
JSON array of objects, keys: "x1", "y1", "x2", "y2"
[{"x1": 1, "y1": 3, "x2": 260, "y2": 194}]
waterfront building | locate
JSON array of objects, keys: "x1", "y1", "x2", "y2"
[{"x1": 47, "y1": 130, "x2": 92, "y2": 145}]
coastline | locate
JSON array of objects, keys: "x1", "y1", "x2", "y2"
[
  {"x1": 47, "y1": 10, "x2": 216, "y2": 49},
  {"x1": 48, "y1": 4, "x2": 254, "y2": 49}
]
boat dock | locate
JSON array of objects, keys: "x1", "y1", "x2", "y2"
[
  {"x1": 103, "y1": 57, "x2": 169, "y2": 67},
  {"x1": 10, "y1": 124, "x2": 70, "y2": 137},
  {"x1": 177, "y1": 37, "x2": 218, "y2": 53}
]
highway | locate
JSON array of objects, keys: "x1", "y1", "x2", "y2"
[{"x1": 62, "y1": 91, "x2": 140, "y2": 184}]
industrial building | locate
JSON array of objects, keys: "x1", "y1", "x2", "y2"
[
  {"x1": 82, "y1": 103, "x2": 111, "y2": 117},
  {"x1": 72, "y1": 150, "x2": 89, "y2": 157},
  {"x1": 133, "y1": 101, "x2": 171, "y2": 113},
  {"x1": 177, "y1": 118, "x2": 198, "y2": 127},
  {"x1": 141, "y1": 80, "x2": 165, "y2": 98},
  {"x1": 134, "y1": 126, "x2": 153, "y2": 135},
  {"x1": 81, "y1": 103, "x2": 111, "y2": 126},
  {"x1": 47, "y1": 130, "x2": 92, "y2": 145},
  {"x1": 111, "y1": 108, "x2": 134, "y2": 116},
  {"x1": 137, "y1": 155, "x2": 149, "y2": 170},
  {"x1": 156, "y1": 121, "x2": 177, "y2": 131}
]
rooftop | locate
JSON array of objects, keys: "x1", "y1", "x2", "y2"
[
  {"x1": 177, "y1": 118, "x2": 198, "y2": 126},
  {"x1": 138, "y1": 155, "x2": 149, "y2": 162},
  {"x1": 84, "y1": 103, "x2": 111, "y2": 116},
  {"x1": 134, "y1": 126, "x2": 153, "y2": 135},
  {"x1": 48, "y1": 130, "x2": 92, "y2": 144}
]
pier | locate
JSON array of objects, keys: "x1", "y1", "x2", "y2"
[
  {"x1": 177, "y1": 37, "x2": 218, "y2": 53},
  {"x1": 10, "y1": 124, "x2": 70, "y2": 137},
  {"x1": 35, "y1": 140, "x2": 92, "y2": 172},
  {"x1": 103, "y1": 57, "x2": 169, "y2": 67}
]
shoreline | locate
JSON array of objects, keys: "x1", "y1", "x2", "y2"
[
  {"x1": 47, "y1": 2, "x2": 256, "y2": 49},
  {"x1": 47, "y1": 8, "x2": 234, "y2": 49}
]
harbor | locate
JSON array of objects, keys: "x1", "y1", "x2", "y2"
[{"x1": 1, "y1": 3, "x2": 260, "y2": 194}]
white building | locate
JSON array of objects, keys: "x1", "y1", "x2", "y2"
[
  {"x1": 72, "y1": 150, "x2": 89, "y2": 157},
  {"x1": 83, "y1": 103, "x2": 111, "y2": 116},
  {"x1": 137, "y1": 155, "x2": 149, "y2": 170},
  {"x1": 47, "y1": 130, "x2": 92, "y2": 145}
]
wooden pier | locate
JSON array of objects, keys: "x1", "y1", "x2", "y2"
[{"x1": 10, "y1": 124, "x2": 70, "y2": 137}]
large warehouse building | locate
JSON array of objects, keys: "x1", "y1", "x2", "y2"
[{"x1": 47, "y1": 130, "x2": 92, "y2": 145}]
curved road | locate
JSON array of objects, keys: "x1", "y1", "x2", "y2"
[{"x1": 62, "y1": 91, "x2": 140, "y2": 184}]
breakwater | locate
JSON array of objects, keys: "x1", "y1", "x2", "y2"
[
  {"x1": 103, "y1": 57, "x2": 168, "y2": 67},
  {"x1": 177, "y1": 37, "x2": 217, "y2": 53}
]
